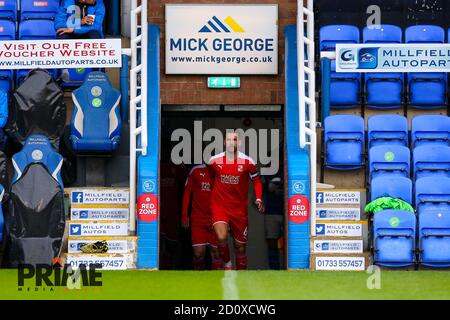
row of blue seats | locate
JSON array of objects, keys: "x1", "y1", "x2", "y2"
[
  {"x1": 0, "y1": 0, "x2": 59, "y2": 21},
  {"x1": 320, "y1": 24, "x2": 450, "y2": 109},
  {"x1": 368, "y1": 114, "x2": 449, "y2": 149},
  {"x1": 0, "y1": 21, "x2": 91, "y2": 95},
  {"x1": 374, "y1": 206, "x2": 450, "y2": 267},
  {"x1": 369, "y1": 144, "x2": 450, "y2": 181},
  {"x1": 324, "y1": 114, "x2": 450, "y2": 171},
  {"x1": 371, "y1": 173, "x2": 449, "y2": 207},
  {"x1": 0, "y1": 19, "x2": 58, "y2": 90}
]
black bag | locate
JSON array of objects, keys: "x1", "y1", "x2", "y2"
[
  {"x1": 3, "y1": 163, "x2": 65, "y2": 267},
  {"x1": 6, "y1": 69, "x2": 66, "y2": 150}
]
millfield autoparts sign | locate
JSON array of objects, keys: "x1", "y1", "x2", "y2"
[
  {"x1": 336, "y1": 43, "x2": 450, "y2": 72},
  {"x1": 165, "y1": 4, "x2": 278, "y2": 74},
  {"x1": 0, "y1": 39, "x2": 121, "y2": 69}
]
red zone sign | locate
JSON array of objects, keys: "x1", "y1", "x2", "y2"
[
  {"x1": 137, "y1": 193, "x2": 158, "y2": 222},
  {"x1": 288, "y1": 195, "x2": 310, "y2": 224}
]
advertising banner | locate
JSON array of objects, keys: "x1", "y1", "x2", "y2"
[
  {"x1": 165, "y1": 5, "x2": 278, "y2": 74},
  {"x1": 336, "y1": 43, "x2": 450, "y2": 72},
  {"x1": 0, "y1": 39, "x2": 122, "y2": 69}
]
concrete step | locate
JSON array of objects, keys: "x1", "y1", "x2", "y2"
[
  {"x1": 310, "y1": 252, "x2": 371, "y2": 271},
  {"x1": 68, "y1": 220, "x2": 130, "y2": 237},
  {"x1": 314, "y1": 220, "x2": 368, "y2": 238},
  {"x1": 64, "y1": 253, "x2": 136, "y2": 270},
  {"x1": 67, "y1": 236, "x2": 137, "y2": 254},
  {"x1": 70, "y1": 207, "x2": 129, "y2": 221},
  {"x1": 66, "y1": 187, "x2": 130, "y2": 207},
  {"x1": 311, "y1": 237, "x2": 364, "y2": 254},
  {"x1": 316, "y1": 188, "x2": 367, "y2": 212},
  {"x1": 313, "y1": 220, "x2": 369, "y2": 249},
  {"x1": 316, "y1": 206, "x2": 363, "y2": 221}
]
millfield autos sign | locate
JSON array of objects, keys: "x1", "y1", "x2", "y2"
[
  {"x1": 0, "y1": 39, "x2": 122, "y2": 69},
  {"x1": 165, "y1": 4, "x2": 278, "y2": 74},
  {"x1": 337, "y1": 43, "x2": 450, "y2": 72}
]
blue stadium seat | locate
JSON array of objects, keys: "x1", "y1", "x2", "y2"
[
  {"x1": 413, "y1": 145, "x2": 450, "y2": 180},
  {"x1": 0, "y1": 19, "x2": 16, "y2": 93},
  {"x1": 70, "y1": 72, "x2": 122, "y2": 152},
  {"x1": 373, "y1": 209, "x2": 416, "y2": 267},
  {"x1": 369, "y1": 145, "x2": 410, "y2": 180},
  {"x1": 320, "y1": 25, "x2": 361, "y2": 108},
  {"x1": 415, "y1": 177, "x2": 450, "y2": 217},
  {"x1": 0, "y1": 184, "x2": 4, "y2": 242},
  {"x1": 405, "y1": 25, "x2": 447, "y2": 109},
  {"x1": 419, "y1": 211, "x2": 450, "y2": 267},
  {"x1": 324, "y1": 115, "x2": 364, "y2": 169},
  {"x1": 0, "y1": 0, "x2": 17, "y2": 21},
  {"x1": 17, "y1": 20, "x2": 57, "y2": 84},
  {"x1": 411, "y1": 115, "x2": 450, "y2": 148},
  {"x1": 368, "y1": 114, "x2": 408, "y2": 148},
  {"x1": 20, "y1": 0, "x2": 59, "y2": 20},
  {"x1": 61, "y1": 68, "x2": 94, "y2": 87},
  {"x1": 363, "y1": 25, "x2": 403, "y2": 108},
  {"x1": 11, "y1": 134, "x2": 64, "y2": 188},
  {"x1": 371, "y1": 176, "x2": 413, "y2": 204}
]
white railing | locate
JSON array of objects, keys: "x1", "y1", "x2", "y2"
[
  {"x1": 297, "y1": 0, "x2": 317, "y2": 236},
  {"x1": 129, "y1": 0, "x2": 148, "y2": 233}
]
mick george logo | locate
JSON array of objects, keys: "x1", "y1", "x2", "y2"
[{"x1": 199, "y1": 16, "x2": 245, "y2": 33}]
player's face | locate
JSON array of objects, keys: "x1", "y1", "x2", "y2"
[{"x1": 225, "y1": 133, "x2": 239, "y2": 153}]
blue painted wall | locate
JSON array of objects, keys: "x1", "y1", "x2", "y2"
[
  {"x1": 284, "y1": 25, "x2": 311, "y2": 269},
  {"x1": 137, "y1": 25, "x2": 160, "y2": 269}
]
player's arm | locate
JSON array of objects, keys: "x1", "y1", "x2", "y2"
[
  {"x1": 181, "y1": 173, "x2": 194, "y2": 228},
  {"x1": 206, "y1": 158, "x2": 216, "y2": 178},
  {"x1": 249, "y1": 166, "x2": 264, "y2": 214}
]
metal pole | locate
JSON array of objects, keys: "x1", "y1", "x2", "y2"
[
  {"x1": 110, "y1": 0, "x2": 120, "y2": 36},
  {"x1": 297, "y1": 0, "x2": 306, "y2": 149},
  {"x1": 321, "y1": 58, "x2": 331, "y2": 121},
  {"x1": 120, "y1": 54, "x2": 129, "y2": 122}
]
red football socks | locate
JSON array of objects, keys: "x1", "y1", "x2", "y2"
[
  {"x1": 211, "y1": 259, "x2": 224, "y2": 270},
  {"x1": 193, "y1": 256, "x2": 206, "y2": 270},
  {"x1": 218, "y1": 242, "x2": 231, "y2": 265},
  {"x1": 235, "y1": 252, "x2": 247, "y2": 270}
]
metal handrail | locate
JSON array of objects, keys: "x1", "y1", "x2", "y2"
[
  {"x1": 129, "y1": 0, "x2": 148, "y2": 233},
  {"x1": 297, "y1": 0, "x2": 317, "y2": 236}
]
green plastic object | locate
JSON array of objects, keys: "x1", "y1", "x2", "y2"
[{"x1": 364, "y1": 197, "x2": 415, "y2": 215}]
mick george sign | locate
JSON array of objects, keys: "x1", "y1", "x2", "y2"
[
  {"x1": 165, "y1": 4, "x2": 278, "y2": 74},
  {"x1": 336, "y1": 43, "x2": 450, "y2": 72},
  {"x1": 0, "y1": 39, "x2": 122, "y2": 69}
]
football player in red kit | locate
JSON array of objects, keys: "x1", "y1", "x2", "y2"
[
  {"x1": 208, "y1": 132, "x2": 265, "y2": 270},
  {"x1": 182, "y1": 164, "x2": 223, "y2": 270}
]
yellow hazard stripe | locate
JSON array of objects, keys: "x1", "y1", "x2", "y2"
[
  {"x1": 68, "y1": 236, "x2": 137, "y2": 241},
  {"x1": 224, "y1": 16, "x2": 245, "y2": 32},
  {"x1": 71, "y1": 204, "x2": 129, "y2": 209}
]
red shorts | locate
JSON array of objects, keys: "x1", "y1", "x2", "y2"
[
  {"x1": 211, "y1": 207, "x2": 248, "y2": 244},
  {"x1": 191, "y1": 223, "x2": 218, "y2": 247}
]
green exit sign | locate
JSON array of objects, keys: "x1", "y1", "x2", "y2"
[{"x1": 208, "y1": 77, "x2": 240, "y2": 88}]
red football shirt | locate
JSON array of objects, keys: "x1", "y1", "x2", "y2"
[
  {"x1": 182, "y1": 164, "x2": 213, "y2": 226},
  {"x1": 208, "y1": 152, "x2": 263, "y2": 216}
]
